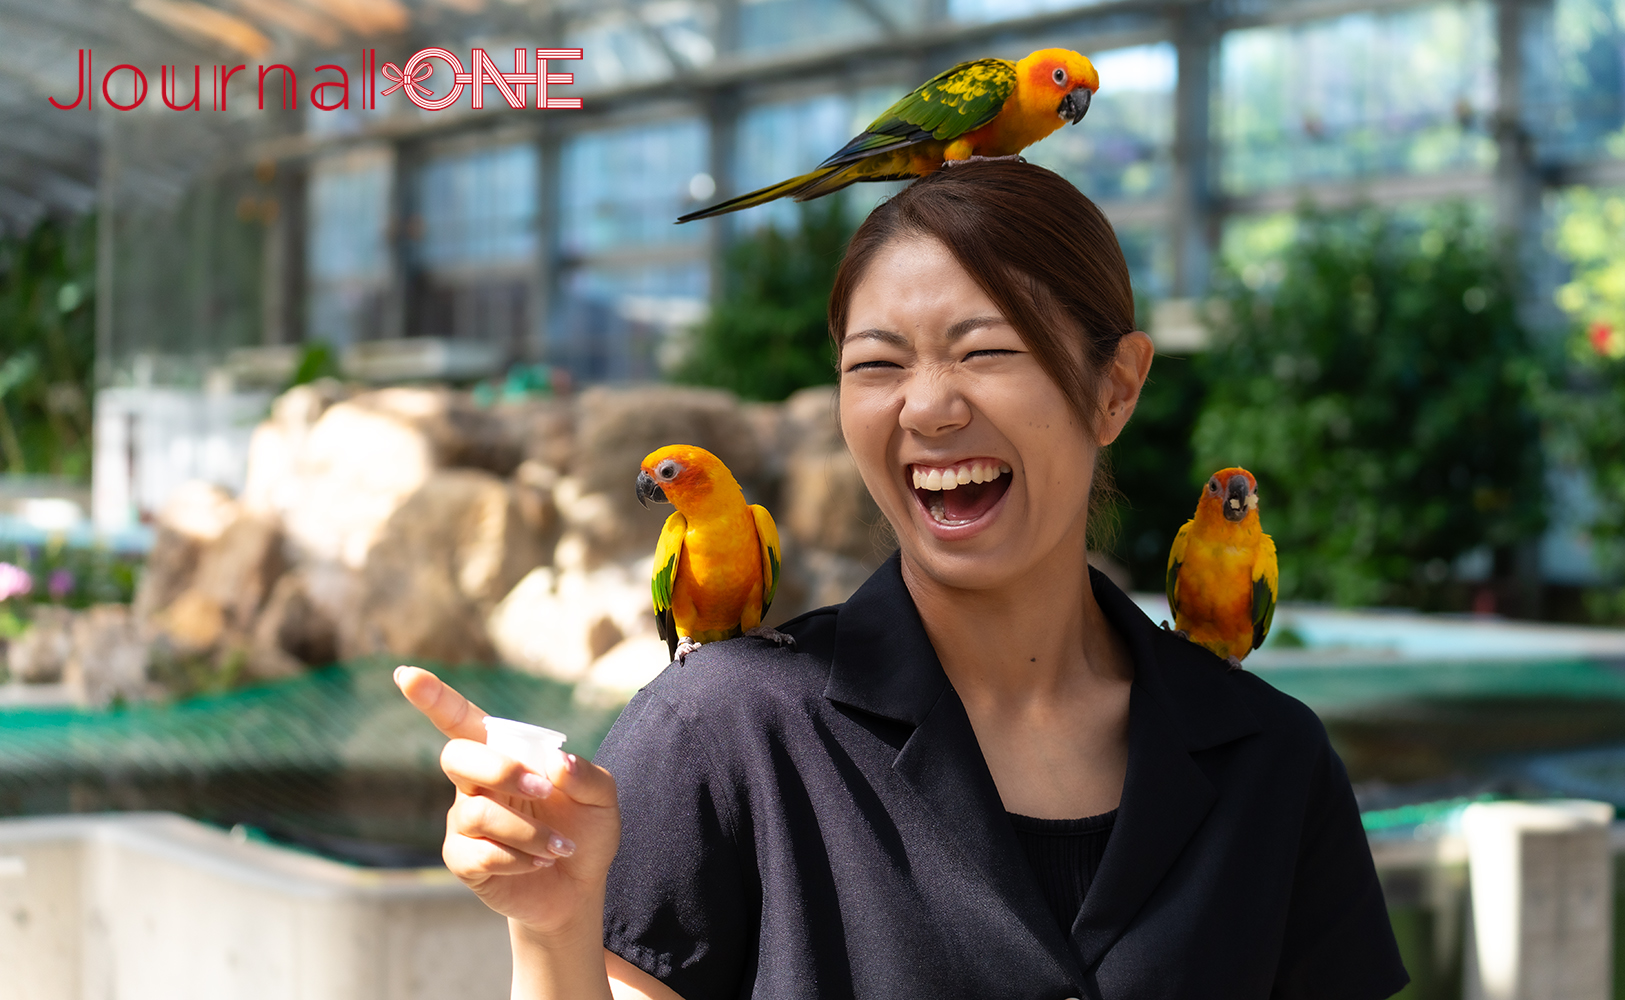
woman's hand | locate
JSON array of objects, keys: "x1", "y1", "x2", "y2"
[{"x1": 394, "y1": 666, "x2": 621, "y2": 938}]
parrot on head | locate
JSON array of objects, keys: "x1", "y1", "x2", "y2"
[
  {"x1": 636, "y1": 444, "x2": 787, "y2": 662},
  {"x1": 1165, "y1": 467, "x2": 1279, "y2": 669},
  {"x1": 676, "y1": 47, "x2": 1099, "y2": 222}
]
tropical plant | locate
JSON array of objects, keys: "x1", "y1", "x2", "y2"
[
  {"x1": 674, "y1": 202, "x2": 852, "y2": 401},
  {"x1": 0, "y1": 216, "x2": 97, "y2": 479},
  {"x1": 1191, "y1": 205, "x2": 1550, "y2": 608}
]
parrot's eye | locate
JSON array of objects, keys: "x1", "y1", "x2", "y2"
[
  {"x1": 658, "y1": 461, "x2": 679, "y2": 481},
  {"x1": 1207, "y1": 477, "x2": 1219, "y2": 493},
  {"x1": 1052, "y1": 67, "x2": 1068, "y2": 87}
]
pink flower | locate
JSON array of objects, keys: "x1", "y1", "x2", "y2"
[
  {"x1": 0, "y1": 563, "x2": 32, "y2": 602},
  {"x1": 47, "y1": 569, "x2": 74, "y2": 601},
  {"x1": 1590, "y1": 322, "x2": 1613, "y2": 356}
]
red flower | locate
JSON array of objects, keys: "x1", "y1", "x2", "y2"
[{"x1": 1590, "y1": 321, "x2": 1614, "y2": 356}]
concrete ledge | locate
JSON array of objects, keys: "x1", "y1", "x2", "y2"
[{"x1": 0, "y1": 813, "x2": 509, "y2": 1000}]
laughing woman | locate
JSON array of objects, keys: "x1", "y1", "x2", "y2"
[{"x1": 396, "y1": 161, "x2": 1408, "y2": 1000}]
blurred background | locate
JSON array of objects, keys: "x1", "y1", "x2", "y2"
[{"x1": 5, "y1": 0, "x2": 1625, "y2": 994}]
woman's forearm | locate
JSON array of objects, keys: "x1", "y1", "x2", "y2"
[{"x1": 509, "y1": 912, "x2": 614, "y2": 1000}]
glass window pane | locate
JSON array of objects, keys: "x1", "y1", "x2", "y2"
[
  {"x1": 307, "y1": 147, "x2": 392, "y2": 348},
  {"x1": 739, "y1": 0, "x2": 903, "y2": 55},
  {"x1": 948, "y1": 0, "x2": 1107, "y2": 23},
  {"x1": 1026, "y1": 43, "x2": 1176, "y2": 202},
  {"x1": 552, "y1": 262, "x2": 709, "y2": 381},
  {"x1": 561, "y1": 118, "x2": 710, "y2": 255},
  {"x1": 1218, "y1": 2, "x2": 1497, "y2": 194},
  {"x1": 1526, "y1": 0, "x2": 1625, "y2": 162},
  {"x1": 566, "y1": 13, "x2": 679, "y2": 89},
  {"x1": 415, "y1": 142, "x2": 538, "y2": 272}
]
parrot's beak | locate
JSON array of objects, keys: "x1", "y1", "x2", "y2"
[
  {"x1": 1222, "y1": 474, "x2": 1252, "y2": 523},
  {"x1": 1059, "y1": 87, "x2": 1092, "y2": 124},
  {"x1": 636, "y1": 469, "x2": 668, "y2": 508}
]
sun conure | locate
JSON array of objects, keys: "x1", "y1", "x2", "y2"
[
  {"x1": 676, "y1": 47, "x2": 1099, "y2": 222},
  {"x1": 636, "y1": 444, "x2": 785, "y2": 662},
  {"x1": 1165, "y1": 467, "x2": 1279, "y2": 669}
]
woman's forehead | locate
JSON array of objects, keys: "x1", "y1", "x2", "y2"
[{"x1": 845, "y1": 236, "x2": 1003, "y2": 331}]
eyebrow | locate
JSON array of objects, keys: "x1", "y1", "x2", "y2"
[{"x1": 845, "y1": 316, "x2": 1008, "y2": 346}]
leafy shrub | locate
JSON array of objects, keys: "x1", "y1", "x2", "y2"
[
  {"x1": 1191, "y1": 206, "x2": 1550, "y2": 607},
  {"x1": 674, "y1": 202, "x2": 851, "y2": 401},
  {"x1": 0, "y1": 217, "x2": 97, "y2": 479}
]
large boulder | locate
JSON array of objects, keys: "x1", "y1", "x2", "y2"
[
  {"x1": 63, "y1": 604, "x2": 154, "y2": 707},
  {"x1": 345, "y1": 469, "x2": 551, "y2": 664},
  {"x1": 6, "y1": 605, "x2": 75, "y2": 683},
  {"x1": 487, "y1": 556, "x2": 660, "y2": 682},
  {"x1": 779, "y1": 385, "x2": 885, "y2": 566},
  {"x1": 270, "y1": 387, "x2": 524, "y2": 568},
  {"x1": 132, "y1": 482, "x2": 240, "y2": 621}
]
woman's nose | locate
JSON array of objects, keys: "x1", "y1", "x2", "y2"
[{"x1": 898, "y1": 367, "x2": 972, "y2": 438}]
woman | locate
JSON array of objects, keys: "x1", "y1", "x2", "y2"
[{"x1": 397, "y1": 161, "x2": 1407, "y2": 999}]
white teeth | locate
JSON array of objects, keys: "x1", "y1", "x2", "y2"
[{"x1": 912, "y1": 462, "x2": 1009, "y2": 493}]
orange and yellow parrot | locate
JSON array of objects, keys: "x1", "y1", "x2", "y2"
[
  {"x1": 1165, "y1": 467, "x2": 1279, "y2": 669},
  {"x1": 676, "y1": 48, "x2": 1099, "y2": 222},
  {"x1": 636, "y1": 444, "x2": 785, "y2": 662}
]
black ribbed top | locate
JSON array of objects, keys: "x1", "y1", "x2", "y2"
[{"x1": 1007, "y1": 809, "x2": 1117, "y2": 935}]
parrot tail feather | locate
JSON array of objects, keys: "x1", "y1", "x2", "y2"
[{"x1": 676, "y1": 166, "x2": 843, "y2": 222}]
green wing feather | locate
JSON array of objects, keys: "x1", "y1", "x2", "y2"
[
  {"x1": 818, "y1": 58, "x2": 1016, "y2": 169},
  {"x1": 750, "y1": 504, "x2": 782, "y2": 618},
  {"x1": 1251, "y1": 533, "x2": 1279, "y2": 651},
  {"x1": 652, "y1": 511, "x2": 687, "y2": 662},
  {"x1": 1165, "y1": 519, "x2": 1192, "y2": 625}
]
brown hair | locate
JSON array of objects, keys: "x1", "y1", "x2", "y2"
[
  {"x1": 827, "y1": 161, "x2": 1137, "y2": 545},
  {"x1": 828, "y1": 160, "x2": 1136, "y2": 433}
]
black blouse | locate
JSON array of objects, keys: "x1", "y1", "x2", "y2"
[
  {"x1": 1009, "y1": 809, "x2": 1117, "y2": 934},
  {"x1": 596, "y1": 553, "x2": 1407, "y2": 1000}
]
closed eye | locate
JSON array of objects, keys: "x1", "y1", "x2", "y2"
[
  {"x1": 964, "y1": 349, "x2": 1019, "y2": 360},
  {"x1": 845, "y1": 359, "x2": 903, "y2": 372}
]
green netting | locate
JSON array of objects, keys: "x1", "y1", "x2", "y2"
[{"x1": 0, "y1": 660, "x2": 623, "y2": 865}]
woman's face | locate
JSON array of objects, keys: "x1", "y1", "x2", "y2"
[{"x1": 839, "y1": 235, "x2": 1137, "y2": 593}]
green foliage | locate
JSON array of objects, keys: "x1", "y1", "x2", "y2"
[
  {"x1": 1549, "y1": 188, "x2": 1625, "y2": 596},
  {"x1": 1104, "y1": 354, "x2": 1210, "y2": 589},
  {"x1": 1192, "y1": 206, "x2": 1550, "y2": 607},
  {"x1": 285, "y1": 342, "x2": 342, "y2": 389},
  {"x1": 675, "y1": 202, "x2": 851, "y2": 401},
  {"x1": 1, "y1": 541, "x2": 141, "y2": 609},
  {"x1": 0, "y1": 217, "x2": 97, "y2": 479}
]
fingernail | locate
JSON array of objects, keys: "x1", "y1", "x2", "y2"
[
  {"x1": 533, "y1": 854, "x2": 554, "y2": 867},
  {"x1": 393, "y1": 666, "x2": 406, "y2": 684},
  {"x1": 518, "y1": 772, "x2": 553, "y2": 798},
  {"x1": 563, "y1": 753, "x2": 579, "y2": 774},
  {"x1": 548, "y1": 833, "x2": 575, "y2": 858}
]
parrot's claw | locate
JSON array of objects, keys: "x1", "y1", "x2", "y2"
[
  {"x1": 1226, "y1": 655, "x2": 1244, "y2": 672},
  {"x1": 1161, "y1": 620, "x2": 1171, "y2": 631},
  {"x1": 1175, "y1": 628, "x2": 1191, "y2": 641},
  {"x1": 944, "y1": 154, "x2": 1027, "y2": 167},
  {"x1": 744, "y1": 626, "x2": 796, "y2": 649},
  {"x1": 675, "y1": 637, "x2": 704, "y2": 663}
]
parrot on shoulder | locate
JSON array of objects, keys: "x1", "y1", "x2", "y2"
[
  {"x1": 676, "y1": 47, "x2": 1099, "y2": 222},
  {"x1": 1165, "y1": 467, "x2": 1279, "y2": 669},
  {"x1": 636, "y1": 444, "x2": 786, "y2": 662}
]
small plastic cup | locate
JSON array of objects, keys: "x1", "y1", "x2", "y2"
[{"x1": 483, "y1": 716, "x2": 567, "y2": 774}]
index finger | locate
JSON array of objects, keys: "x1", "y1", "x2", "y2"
[{"x1": 395, "y1": 666, "x2": 490, "y2": 743}]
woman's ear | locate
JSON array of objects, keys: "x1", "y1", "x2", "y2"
[{"x1": 1096, "y1": 331, "x2": 1155, "y2": 447}]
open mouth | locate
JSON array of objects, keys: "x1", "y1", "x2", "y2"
[{"x1": 910, "y1": 459, "x2": 1012, "y2": 527}]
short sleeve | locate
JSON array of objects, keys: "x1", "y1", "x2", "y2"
[
  {"x1": 594, "y1": 688, "x2": 756, "y2": 1000},
  {"x1": 1272, "y1": 737, "x2": 1409, "y2": 1000}
]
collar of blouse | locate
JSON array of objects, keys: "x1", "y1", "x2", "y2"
[{"x1": 824, "y1": 552, "x2": 1263, "y2": 974}]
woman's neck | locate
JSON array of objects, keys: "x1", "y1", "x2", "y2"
[{"x1": 900, "y1": 539, "x2": 1133, "y2": 708}]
